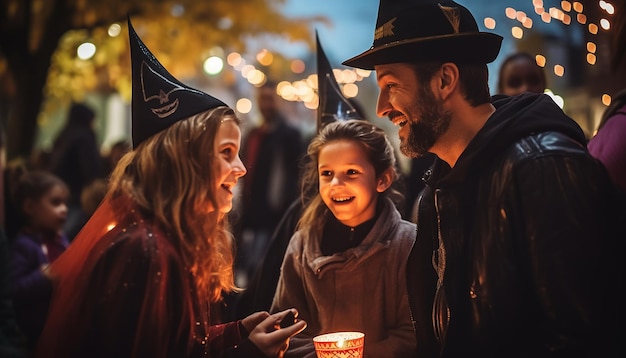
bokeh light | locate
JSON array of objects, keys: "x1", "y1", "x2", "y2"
[
  {"x1": 535, "y1": 54, "x2": 546, "y2": 67},
  {"x1": 203, "y1": 56, "x2": 224, "y2": 75},
  {"x1": 587, "y1": 42, "x2": 596, "y2": 53},
  {"x1": 77, "y1": 42, "x2": 96, "y2": 60},
  {"x1": 236, "y1": 98, "x2": 252, "y2": 114},
  {"x1": 573, "y1": 1, "x2": 583, "y2": 12},
  {"x1": 256, "y1": 49, "x2": 274, "y2": 66},
  {"x1": 290, "y1": 59, "x2": 305, "y2": 74},
  {"x1": 554, "y1": 64, "x2": 565, "y2": 77},
  {"x1": 107, "y1": 23, "x2": 121, "y2": 37},
  {"x1": 484, "y1": 17, "x2": 496, "y2": 29},
  {"x1": 587, "y1": 53, "x2": 597, "y2": 65},
  {"x1": 342, "y1": 83, "x2": 358, "y2": 98},
  {"x1": 227, "y1": 52, "x2": 243, "y2": 67}
]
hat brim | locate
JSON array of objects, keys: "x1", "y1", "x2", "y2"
[{"x1": 343, "y1": 32, "x2": 503, "y2": 70}]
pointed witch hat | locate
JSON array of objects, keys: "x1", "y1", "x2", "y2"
[
  {"x1": 128, "y1": 17, "x2": 227, "y2": 147},
  {"x1": 316, "y1": 31, "x2": 363, "y2": 131}
]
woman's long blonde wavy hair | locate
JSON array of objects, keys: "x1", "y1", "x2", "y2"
[{"x1": 108, "y1": 106, "x2": 239, "y2": 302}]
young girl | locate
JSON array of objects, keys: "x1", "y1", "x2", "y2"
[
  {"x1": 271, "y1": 119, "x2": 417, "y2": 357},
  {"x1": 34, "y1": 19, "x2": 305, "y2": 358},
  {"x1": 9, "y1": 170, "x2": 70, "y2": 351}
]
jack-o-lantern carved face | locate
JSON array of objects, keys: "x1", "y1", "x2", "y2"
[{"x1": 140, "y1": 61, "x2": 205, "y2": 119}]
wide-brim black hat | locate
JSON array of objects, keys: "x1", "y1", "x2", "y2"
[
  {"x1": 128, "y1": 18, "x2": 227, "y2": 147},
  {"x1": 316, "y1": 31, "x2": 363, "y2": 131},
  {"x1": 343, "y1": 0, "x2": 503, "y2": 70}
]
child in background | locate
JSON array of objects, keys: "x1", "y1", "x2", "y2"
[
  {"x1": 271, "y1": 119, "x2": 417, "y2": 357},
  {"x1": 9, "y1": 170, "x2": 69, "y2": 351}
]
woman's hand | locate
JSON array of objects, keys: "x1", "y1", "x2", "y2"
[{"x1": 244, "y1": 309, "x2": 306, "y2": 357}]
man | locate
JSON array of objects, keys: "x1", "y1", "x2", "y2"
[
  {"x1": 343, "y1": 0, "x2": 625, "y2": 356},
  {"x1": 237, "y1": 80, "x2": 305, "y2": 283}
]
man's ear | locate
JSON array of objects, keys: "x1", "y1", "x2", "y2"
[
  {"x1": 376, "y1": 167, "x2": 394, "y2": 193},
  {"x1": 438, "y1": 62, "x2": 460, "y2": 100}
]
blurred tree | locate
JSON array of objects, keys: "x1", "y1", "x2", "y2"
[{"x1": 0, "y1": 0, "x2": 322, "y2": 160}]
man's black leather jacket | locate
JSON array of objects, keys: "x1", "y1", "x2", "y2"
[{"x1": 407, "y1": 93, "x2": 625, "y2": 357}]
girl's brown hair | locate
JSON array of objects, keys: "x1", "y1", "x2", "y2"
[{"x1": 108, "y1": 106, "x2": 239, "y2": 302}]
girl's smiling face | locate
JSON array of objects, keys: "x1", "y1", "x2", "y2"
[
  {"x1": 318, "y1": 139, "x2": 392, "y2": 227},
  {"x1": 212, "y1": 118, "x2": 246, "y2": 214}
]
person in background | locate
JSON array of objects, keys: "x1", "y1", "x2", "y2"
[
  {"x1": 236, "y1": 80, "x2": 306, "y2": 284},
  {"x1": 9, "y1": 170, "x2": 69, "y2": 353},
  {"x1": 0, "y1": 123, "x2": 28, "y2": 358},
  {"x1": 496, "y1": 52, "x2": 547, "y2": 96},
  {"x1": 588, "y1": 2, "x2": 626, "y2": 193},
  {"x1": 80, "y1": 178, "x2": 107, "y2": 217},
  {"x1": 271, "y1": 119, "x2": 417, "y2": 358},
  {"x1": 343, "y1": 0, "x2": 625, "y2": 356},
  {"x1": 3, "y1": 159, "x2": 28, "y2": 243},
  {"x1": 33, "y1": 19, "x2": 305, "y2": 358},
  {"x1": 102, "y1": 139, "x2": 131, "y2": 179},
  {"x1": 47, "y1": 102, "x2": 104, "y2": 241}
]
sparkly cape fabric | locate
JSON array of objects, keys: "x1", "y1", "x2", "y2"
[{"x1": 34, "y1": 195, "x2": 242, "y2": 358}]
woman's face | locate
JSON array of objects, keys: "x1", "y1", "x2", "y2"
[
  {"x1": 318, "y1": 139, "x2": 391, "y2": 227},
  {"x1": 212, "y1": 118, "x2": 246, "y2": 213}
]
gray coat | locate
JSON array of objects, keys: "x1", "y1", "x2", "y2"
[{"x1": 271, "y1": 198, "x2": 417, "y2": 358}]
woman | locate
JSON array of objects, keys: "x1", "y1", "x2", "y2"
[{"x1": 34, "y1": 19, "x2": 305, "y2": 358}]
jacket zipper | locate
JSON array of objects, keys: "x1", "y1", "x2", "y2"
[{"x1": 432, "y1": 188, "x2": 450, "y2": 348}]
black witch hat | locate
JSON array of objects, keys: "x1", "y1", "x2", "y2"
[
  {"x1": 316, "y1": 31, "x2": 363, "y2": 131},
  {"x1": 128, "y1": 17, "x2": 227, "y2": 147},
  {"x1": 343, "y1": 0, "x2": 502, "y2": 70}
]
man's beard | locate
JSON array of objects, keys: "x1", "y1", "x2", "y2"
[{"x1": 400, "y1": 85, "x2": 451, "y2": 158}]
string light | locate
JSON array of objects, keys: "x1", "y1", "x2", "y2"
[
  {"x1": 484, "y1": 17, "x2": 496, "y2": 29},
  {"x1": 587, "y1": 53, "x2": 597, "y2": 65},
  {"x1": 535, "y1": 54, "x2": 546, "y2": 67},
  {"x1": 561, "y1": 1, "x2": 572, "y2": 12},
  {"x1": 587, "y1": 42, "x2": 597, "y2": 53},
  {"x1": 554, "y1": 65, "x2": 565, "y2": 77},
  {"x1": 212, "y1": 0, "x2": 617, "y2": 108}
]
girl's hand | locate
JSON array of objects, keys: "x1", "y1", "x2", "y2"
[{"x1": 245, "y1": 309, "x2": 306, "y2": 357}]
